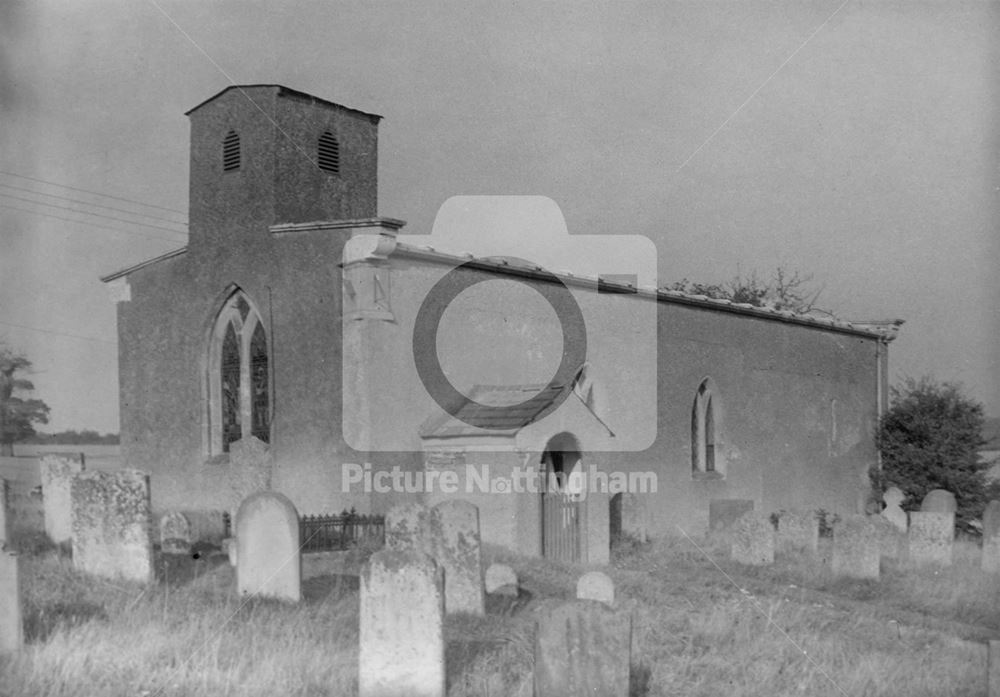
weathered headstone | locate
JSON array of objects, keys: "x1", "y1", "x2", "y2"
[
  {"x1": 881, "y1": 487, "x2": 907, "y2": 532},
  {"x1": 709, "y1": 499, "x2": 754, "y2": 536},
  {"x1": 775, "y1": 510, "x2": 818, "y2": 554},
  {"x1": 40, "y1": 453, "x2": 84, "y2": 544},
  {"x1": 831, "y1": 515, "x2": 880, "y2": 579},
  {"x1": 71, "y1": 469, "x2": 153, "y2": 583},
  {"x1": 485, "y1": 563, "x2": 518, "y2": 596},
  {"x1": 868, "y1": 514, "x2": 906, "y2": 561},
  {"x1": 908, "y1": 511, "x2": 954, "y2": 566},
  {"x1": 730, "y1": 512, "x2": 774, "y2": 565},
  {"x1": 576, "y1": 571, "x2": 614, "y2": 606},
  {"x1": 384, "y1": 502, "x2": 430, "y2": 551},
  {"x1": 534, "y1": 600, "x2": 631, "y2": 697},
  {"x1": 0, "y1": 550, "x2": 21, "y2": 654},
  {"x1": 360, "y1": 550, "x2": 444, "y2": 697},
  {"x1": 235, "y1": 491, "x2": 300, "y2": 602},
  {"x1": 982, "y1": 501, "x2": 1000, "y2": 573},
  {"x1": 159, "y1": 511, "x2": 192, "y2": 555},
  {"x1": 611, "y1": 492, "x2": 648, "y2": 543},
  {"x1": 920, "y1": 489, "x2": 956, "y2": 513},
  {"x1": 428, "y1": 500, "x2": 484, "y2": 615}
]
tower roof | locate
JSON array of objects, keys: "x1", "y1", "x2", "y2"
[{"x1": 184, "y1": 84, "x2": 382, "y2": 122}]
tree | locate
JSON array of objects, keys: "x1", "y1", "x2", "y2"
[
  {"x1": 873, "y1": 377, "x2": 988, "y2": 532},
  {"x1": 668, "y1": 267, "x2": 826, "y2": 315},
  {"x1": 0, "y1": 343, "x2": 50, "y2": 456}
]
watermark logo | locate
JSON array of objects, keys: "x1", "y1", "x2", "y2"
[
  {"x1": 342, "y1": 196, "x2": 658, "y2": 451},
  {"x1": 342, "y1": 462, "x2": 657, "y2": 500}
]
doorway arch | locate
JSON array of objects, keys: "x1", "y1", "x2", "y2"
[{"x1": 540, "y1": 431, "x2": 583, "y2": 562}]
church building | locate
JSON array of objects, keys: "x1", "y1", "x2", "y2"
[{"x1": 102, "y1": 85, "x2": 902, "y2": 563}]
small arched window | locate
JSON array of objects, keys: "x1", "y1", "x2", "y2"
[
  {"x1": 209, "y1": 291, "x2": 270, "y2": 454},
  {"x1": 692, "y1": 378, "x2": 721, "y2": 475},
  {"x1": 317, "y1": 131, "x2": 340, "y2": 174},
  {"x1": 223, "y1": 130, "x2": 241, "y2": 171}
]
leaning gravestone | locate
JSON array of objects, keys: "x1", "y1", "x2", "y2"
[
  {"x1": 384, "y1": 502, "x2": 430, "y2": 552},
  {"x1": 831, "y1": 515, "x2": 880, "y2": 579},
  {"x1": 776, "y1": 510, "x2": 818, "y2": 554},
  {"x1": 576, "y1": 571, "x2": 615, "y2": 606},
  {"x1": 159, "y1": 511, "x2": 192, "y2": 555},
  {"x1": 360, "y1": 550, "x2": 444, "y2": 697},
  {"x1": 484, "y1": 563, "x2": 518, "y2": 596},
  {"x1": 920, "y1": 489, "x2": 957, "y2": 513},
  {"x1": 40, "y1": 453, "x2": 84, "y2": 544},
  {"x1": 427, "y1": 500, "x2": 484, "y2": 615},
  {"x1": 981, "y1": 500, "x2": 1000, "y2": 573},
  {"x1": 731, "y1": 512, "x2": 774, "y2": 565},
  {"x1": 881, "y1": 487, "x2": 908, "y2": 532},
  {"x1": 71, "y1": 469, "x2": 153, "y2": 583},
  {"x1": 534, "y1": 599, "x2": 631, "y2": 697},
  {"x1": 236, "y1": 491, "x2": 301, "y2": 602},
  {"x1": 908, "y1": 511, "x2": 954, "y2": 566},
  {"x1": 0, "y1": 550, "x2": 21, "y2": 654},
  {"x1": 709, "y1": 499, "x2": 754, "y2": 536}
]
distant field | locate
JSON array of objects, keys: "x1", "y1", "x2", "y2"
[{"x1": 1, "y1": 445, "x2": 122, "y2": 489}]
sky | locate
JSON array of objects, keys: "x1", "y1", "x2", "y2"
[{"x1": 0, "y1": 0, "x2": 997, "y2": 434}]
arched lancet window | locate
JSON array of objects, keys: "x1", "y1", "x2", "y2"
[
  {"x1": 209, "y1": 291, "x2": 270, "y2": 454},
  {"x1": 692, "y1": 378, "x2": 721, "y2": 475},
  {"x1": 317, "y1": 131, "x2": 340, "y2": 174},
  {"x1": 223, "y1": 130, "x2": 241, "y2": 171}
]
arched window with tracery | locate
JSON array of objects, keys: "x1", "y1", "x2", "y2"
[
  {"x1": 209, "y1": 291, "x2": 270, "y2": 454},
  {"x1": 691, "y1": 378, "x2": 721, "y2": 475}
]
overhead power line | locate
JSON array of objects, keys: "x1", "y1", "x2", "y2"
[
  {"x1": 0, "y1": 318, "x2": 116, "y2": 346},
  {"x1": 0, "y1": 170, "x2": 186, "y2": 215},
  {"x1": 0, "y1": 182, "x2": 187, "y2": 227},
  {"x1": 0, "y1": 202, "x2": 188, "y2": 245},
  {"x1": 0, "y1": 192, "x2": 189, "y2": 237}
]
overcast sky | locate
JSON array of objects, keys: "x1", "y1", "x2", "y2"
[{"x1": 1, "y1": 1, "x2": 997, "y2": 433}]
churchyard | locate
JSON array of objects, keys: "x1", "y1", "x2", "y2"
[{"x1": 0, "y1": 456, "x2": 999, "y2": 695}]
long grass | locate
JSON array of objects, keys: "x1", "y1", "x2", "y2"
[{"x1": 1, "y1": 530, "x2": 997, "y2": 696}]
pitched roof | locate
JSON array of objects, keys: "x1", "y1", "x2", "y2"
[{"x1": 184, "y1": 84, "x2": 382, "y2": 121}]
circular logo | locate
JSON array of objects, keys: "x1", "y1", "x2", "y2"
[{"x1": 412, "y1": 259, "x2": 587, "y2": 430}]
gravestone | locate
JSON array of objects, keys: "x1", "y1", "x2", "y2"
[
  {"x1": 868, "y1": 514, "x2": 906, "y2": 561},
  {"x1": 222, "y1": 537, "x2": 237, "y2": 567},
  {"x1": 485, "y1": 563, "x2": 518, "y2": 596},
  {"x1": 981, "y1": 501, "x2": 1000, "y2": 573},
  {"x1": 576, "y1": 571, "x2": 614, "y2": 606},
  {"x1": 384, "y1": 502, "x2": 430, "y2": 551},
  {"x1": 831, "y1": 515, "x2": 880, "y2": 579},
  {"x1": 428, "y1": 500, "x2": 484, "y2": 615},
  {"x1": 730, "y1": 512, "x2": 774, "y2": 565},
  {"x1": 360, "y1": 550, "x2": 444, "y2": 697},
  {"x1": 40, "y1": 453, "x2": 84, "y2": 544},
  {"x1": 775, "y1": 510, "x2": 818, "y2": 554},
  {"x1": 0, "y1": 550, "x2": 21, "y2": 654},
  {"x1": 920, "y1": 489, "x2": 956, "y2": 513},
  {"x1": 611, "y1": 492, "x2": 648, "y2": 543},
  {"x1": 70, "y1": 469, "x2": 153, "y2": 583},
  {"x1": 159, "y1": 511, "x2": 192, "y2": 555},
  {"x1": 908, "y1": 511, "x2": 953, "y2": 566},
  {"x1": 709, "y1": 499, "x2": 754, "y2": 536},
  {"x1": 881, "y1": 487, "x2": 907, "y2": 532},
  {"x1": 534, "y1": 600, "x2": 631, "y2": 697},
  {"x1": 236, "y1": 491, "x2": 301, "y2": 602}
]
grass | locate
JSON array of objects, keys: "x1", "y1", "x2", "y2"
[{"x1": 1, "y1": 530, "x2": 998, "y2": 696}]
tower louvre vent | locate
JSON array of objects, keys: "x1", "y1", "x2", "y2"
[
  {"x1": 317, "y1": 131, "x2": 340, "y2": 174},
  {"x1": 222, "y1": 130, "x2": 241, "y2": 171}
]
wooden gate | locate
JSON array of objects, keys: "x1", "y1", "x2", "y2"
[{"x1": 542, "y1": 487, "x2": 581, "y2": 562}]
